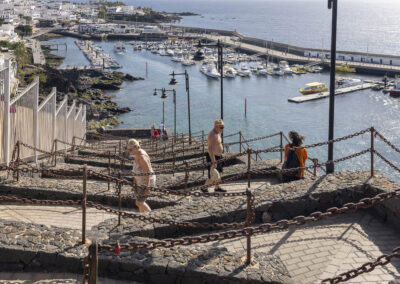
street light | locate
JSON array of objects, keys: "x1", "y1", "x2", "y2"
[
  {"x1": 153, "y1": 87, "x2": 176, "y2": 138},
  {"x1": 197, "y1": 40, "x2": 224, "y2": 142},
  {"x1": 153, "y1": 88, "x2": 168, "y2": 125},
  {"x1": 327, "y1": 0, "x2": 338, "y2": 174},
  {"x1": 169, "y1": 70, "x2": 192, "y2": 144}
]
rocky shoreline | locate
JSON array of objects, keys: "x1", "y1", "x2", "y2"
[{"x1": 24, "y1": 60, "x2": 143, "y2": 131}]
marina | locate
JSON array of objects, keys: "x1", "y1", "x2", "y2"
[{"x1": 74, "y1": 40, "x2": 121, "y2": 69}]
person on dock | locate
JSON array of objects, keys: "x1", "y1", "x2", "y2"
[
  {"x1": 128, "y1": 139, "x2": 155, "y2": 213},
  {"x1": 203, "y1": 119, "x2": 227, "y2": 193},
  {"x1": 282, "y1": 130, "x2": 308, "y2": 182}
]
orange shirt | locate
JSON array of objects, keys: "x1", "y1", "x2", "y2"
[{"x1": 284, "y1": 144, "x2": 308, "y2": 178}]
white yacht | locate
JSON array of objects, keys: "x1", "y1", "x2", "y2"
[
  {"x1": 204, "y1": 64, "x2": 220, "y2": 79},
  {"x1": 237, "y1": 64, "x2": 251, "y2": 77},
  {"x1": 171, "y1": 55, "x2": 183, "y2": 62},
  {"x1": 114, "y1": 42, "x2": 126, "y2": 54},
  {"x1": 182, "y1": 58, "x2": 195, "y2": 66},
  {"x1": 279, "y1": 61, "x2": 293, "y2": 74},
  {"x1": 166, "y1": 49, "x2": 175, "y2": 56},
  {"x1": 223, "y1": 66, "x2": 237, "y2": 78}
]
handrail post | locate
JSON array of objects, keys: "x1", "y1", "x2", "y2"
[
  {"x1": 239, "y1": 131, "x2": 242, "y2": 153},
  {"x1": 245, "y1": 188, "x2": 252, "y2": 265},
  {"x1": 173, "y1": 153, "x2": 176, "y2": 177},
  {"x1": 247, "y1": 148, "x2": 251, "y2": 187},
  {"x1": 107, "y1": 151, "x2": 111, "y2": 191},
  {"x1": 82, "y1": 165, "x2": 87, "y2": 245},
  {"x1": 72, "y1": 136, "x2": 75, "y2": 152},
  {"x1": 119, "y1": 140, "x2": 122, "y2": 155},
  {"x1": 313, "y1": 159, "x2": 317, "y2": 177},
  {"x1": 184, "y1": 162, "x2": 189, "y2": 189},
  {"x1": 371, "y1": 127, "x2": 374, "y2": 177},
  {"x1": 202, "y1": 141, "x2": 205, "y2": 176},
  {"x1": 89, "y1": 239, "x2": 98, "y2": 284},
  {"x1": 118, "y1": 171, "x2": 122, "y2": 226},
  {"x1": 280, "y1": 131, "x2": 283, "y2": 163},
  {"x1": 16, "y1": 141, "x2": 20, "y2": 182},
  {"x1": 54, "y1": 139, "x2": 57, "y2": 167}
]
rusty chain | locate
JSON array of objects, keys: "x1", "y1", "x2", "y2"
[
  {"x1": 86, "y1": 201, "x2": 247, "y2": 229},
  {"x1": 321, "y1": 246, "x2": 400, "y2": 283},
  {"x1": 254, "y1": 128, "x2": 371, "y2": 154},
  {"x1": 374, "y1": 150, "x2": 400, "y2": 174},
  {"x1": 224, "y1": 132, "x2": 281, "y2": 146},
  {"x1": 98, "y1": 188, "x2": 400, "y2": 252},
  {"x1": 374, "y1": 130, "x2": 400, "y2": 155},
  {"x1": 0, "y1": 195, "x2": 81, "y2": 206}
]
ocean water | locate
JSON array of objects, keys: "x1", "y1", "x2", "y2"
[
  {"x1": 110, "y1": 0, "x2": 400, "y2": 55},
  {"x1": 47, "y1": 36, "x2": 400, "y2": 181}
]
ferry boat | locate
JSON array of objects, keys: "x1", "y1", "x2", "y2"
[
  {"x1": 336, "y1": 64, "x2": 356, "y2": 73},
  {"x1": 114, "y1": 42, "x2": 126, "y2": 54},
  {"x1": 299, "y1": 82, "x2": 328, "y2": 95}
]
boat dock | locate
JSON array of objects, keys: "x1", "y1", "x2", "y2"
[{"x1": 288, "y1": 83, "x2": 376, "y2": 103}]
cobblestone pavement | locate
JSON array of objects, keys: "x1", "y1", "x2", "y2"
[
  {"x1": 0, "y1": 272, "x2": 140, "y2": 283},
  {"x1": 0, "y1": 204, "x2": 117, "y2": 230},
  {"x1": 203, "y1": 212, "x2": 400, "y2": 284}
]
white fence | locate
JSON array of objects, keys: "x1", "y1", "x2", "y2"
[{"x1": 0, "y1": 59, "x2": 87, "y2": 165}]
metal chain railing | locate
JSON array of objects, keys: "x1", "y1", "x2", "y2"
[{"x1": 321, "y1": 246, "x2": 400, "y2": 283}]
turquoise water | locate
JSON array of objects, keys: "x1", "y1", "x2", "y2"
[{"x1": 47, "y1": 37, "x2": 400, "y2": 181}]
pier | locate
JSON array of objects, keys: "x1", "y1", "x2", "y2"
[
  {"x1": 288, "y1": 83, "x2": 376, "y2": 103},
  {"x1": 189, "y1": 33, "x2": 400, "y2": 76},
  {"x1": 26, "y1": 39, "x2": 46, "y2": 65}
]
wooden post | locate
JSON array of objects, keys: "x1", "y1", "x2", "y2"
[
  {"x1": 72, "y1": 136, "x2": 75, "y2": 152},
  {"x1": 118, "y1": 171, "x2": 122, "y2": 226},
  {"x1": 113, "y1": 146, "x2": 117, "y2": 174},
  {"x1": 82, "y1": 165, "x2": 87, "y2": 245},
  {"x1": 119, "y1": 140, "x2": 122, "y2": 155},
  {"x1": 371, "y1": 127, "x2": 374, "y2": 177},
  {"x1": 182, "y1": 134, "x2": 185, "y2": 159},
  {"x1": 313, "y1": 159, "x2": 317, "y2": 177},
  {"x1": 89, "y1": 239, "x2": 98, "y2": 284},
  {"x1": 280, "y1": 132, "x2": 283, "y2": 163}
]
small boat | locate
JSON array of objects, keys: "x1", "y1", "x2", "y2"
[
  {"x1": 224, "y1": 66, "x2": 237, "y2": 78},
  {"x1": 336, "y1": 64, "x2": 356, "y2": 73},
  {"x1": 204, "y1": 64, "x2": 220, "y2": 79},
  {"x1": 389, "y1": 77, "x2": 400, "y2": 97},
  {"x1": 166, "y1": 49, "x2": 175, "y2": 56},
  {"x1": 279, "y1": 61, "x2": 292, "y2": 74},
  {"x1": 193, "y1": 48, "x2": 205, "y2": 61},
  {"x1": 171, "y1": 55, "x2": 183, "y2": 62},
  {"x1": 114, "y1": 42, "x2": 126, "y2": 53},
  {"x1": 291, "y1": 66, "x2": 307, "y2": 74},
  {"x1": 237, "y1": 64, "x2": 251, "y2": 77},
  {"x1": 272, "y1": 67, "x2": 284, "y2": 76},
  {"x1": 181, "y1": 58, "x2": 195, "y2": 66},
  {"x1": 300, "y1": 82, "x2": 328, "y2": 95}
]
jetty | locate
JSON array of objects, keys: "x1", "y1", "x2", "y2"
[
  {"x1": 74, "y1": 40, "x2": 120, "y2": 69},
  {"x1": 26, "y1": 39, "x2": 46, "y2": 65},
  {"x1": 288, "y1": 82, "x2": 376, "y2": 103}
]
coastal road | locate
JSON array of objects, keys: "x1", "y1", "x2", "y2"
[{"x1": 189, "y1": 33, "x2": 400, "y2": 73}]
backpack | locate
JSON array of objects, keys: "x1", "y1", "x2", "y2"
[{"x1": 282, "y1": 145, "x2": 300, "y2": 182}]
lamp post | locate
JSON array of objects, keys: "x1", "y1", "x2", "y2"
[
  {"x1": 153, "y1": 87, "x2": 176, "y2": 138},
  {"x1": 327, "y1": 0, "x2": 338, "y2": 174},
  {"x1": 197, "y1": 39, "x2": 224, "y2": 142},
  {"x1": 153, "y1": 88, "x2": 169, "y2": 125},
  {"x1": 169, "y1": 70, "x2": 192, "y2": 144}
]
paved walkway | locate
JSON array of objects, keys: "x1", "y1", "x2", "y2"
[
  {"x1": 0, "y1": 204, "x2": 116, "y2": 230},
  {"x1": 203, "y1": 212, "x2": 400, "y2": 284}
]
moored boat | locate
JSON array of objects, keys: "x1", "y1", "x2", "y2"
[{"x1": 299, "y1": 82, "x2": 328, "y2": 95}]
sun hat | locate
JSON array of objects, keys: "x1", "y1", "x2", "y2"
[
  {"x1": 214, "y1": 119, "x2": 224, "y2": 127},
  {"x1": 127, "y1": 139, "x2": 140, "y2": 150}
]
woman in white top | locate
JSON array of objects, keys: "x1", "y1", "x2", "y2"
[{"x1": 127, "y1": 139, "x2": 156, "y2": 213}]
